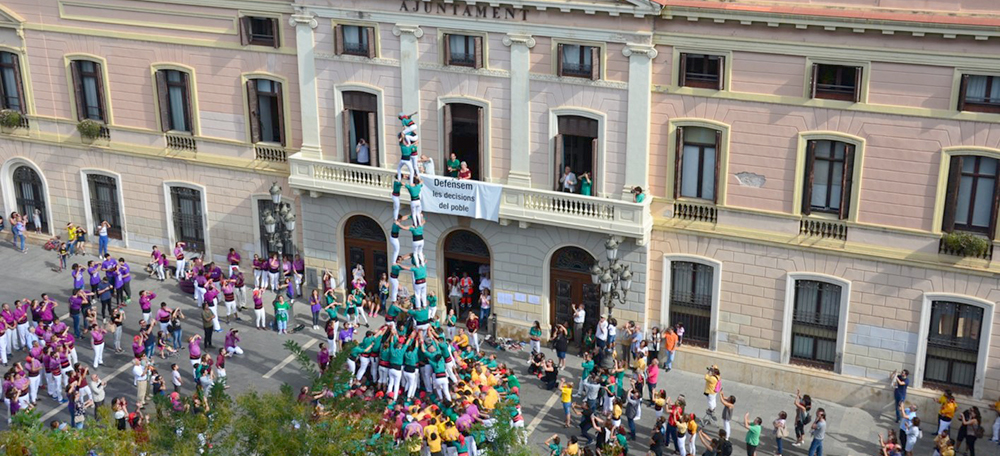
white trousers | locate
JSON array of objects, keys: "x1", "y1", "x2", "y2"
[
  {"x1": 69, "y1": 348, "x2": 78, "y2": 366},
  {"x1": 254, "y1": 270, "x2": 263, "y2": 289},
  {"x1": 176, "y1": 259, "x2": 186, "y2": 279},
  {"x1": 93, "y1": 342, "x2": 104, "y2": 367},
  {"x1": 16, "y1": 323, "x2": 28, "y2": 350},
  {"x1": 389, "y1": 237, "x2": 400, "y2": 265},
  {"x1": 226, "y1": 345, "x2": 244, "y2": 356},
  {"x1": 445, "y1": 360, "x2": 458, "y2": 383},
  {"x1": 392, "y1": 196, "x2": 401, "y2": 222},
  {"x1": 27, "y1": 375, "x2": 39, "y2": 403},
  {"x1": 402, "y1": 370, "x2": 418, "y2": 398},
  {"x1": 396, "y1": 159, "x2": 416, "y2": 184},
  {"x1": 414, "y1": 282, "x2": 427, "y2": 308},
  {"x1": 209, "y1": 305, "x2": 221, "y2": 331},
  {"x1": 154, "y1": 263, "x2": 165, "y2": 280},
  {"x1": 706, "y1": 393, "x2": 717, "y2": 414},
  {"x1": 44, "y1": 372, "x2": 56, "y2": 398},
  {"x1": 420, "y1": 365, "x2": 433, "y2": 395},
  {"x1": 387, "y1": 368, "x2": 403, "y2": 398},
  {"x1": 5, "y1": 331, "x2": 13, "y2": 354},
  {"x1": 938, "y1": 418, "x2": 952, "y2": 436},
  {"x1": 389, "y1": 277, "x2": 399, "y2": 302},
  {"x1": 993, "y1": 416, "x2": 1000, "y2": 442},
  {"x1": 679, "y1": 435, "x2": 688, "y2": 456},
  {"x1": 194, "y1": 286, "x2": 205, "y2": 307},
  {"x1": 236, "y1": 286, "x2": 247, "y2": 308},
  {"x1": 412, "y1": 239, "x2": 425, "y2": 265},
  {"x1": 470, "y1": 332, "x2": 480, "y2": 353},
  {"x1": 346, "y1": 358, "x2": 355, "y2": 376},
  {"x1": 434, "y1": 376, "x2": 451, "y2": 402},
  {"x1": 268, "y1": 272, "x2": 280, "y2": 291},
  {"x1": 0, "y1": 334, "x2": 7, "y2": 364},
  {"x1": 225, "y1": 299, "x2": 237, "y2": 317},
  {"x1": 254, "y1": 309, "x2": 266, "y2": 328},
  {"x1": 377, "y1": 366, "x2": 389, "y2": 386},
  {"x1": 356, "y1": 356, "x2": 371, "y2": 381},
  {"x1": 410, "y1": 200, "x2": 423, "y2": 225}
]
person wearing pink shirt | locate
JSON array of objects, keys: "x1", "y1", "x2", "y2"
[
  {"x1": 90, "y1": 324, "x2": 106, "y2": 368},
  {"x1": 173, "y1": 242, "x2": 187, "y2": 280},
  {"x1": 227, "y1": 248, "x2": 241, "y2": 277},
  {"x1": 138, "y1": 290, "x2": 156, "y2": 324},
  {"x1": 187, "y1": 335, "x2": 202, "y2": 370},
  {"x1": 156, "y1": 303, "x2": 172, "y2": 334},
  {"x1": 646, "y1": 358, "x2": 660, "y2": 401}
]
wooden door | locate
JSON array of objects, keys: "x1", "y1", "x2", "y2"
[{"x1": 343, "y1": 216, "x2": 387, "y2": 295}]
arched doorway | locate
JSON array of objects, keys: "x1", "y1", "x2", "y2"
[
  {"x1": 550, "y1": 247, "x2": 600, "y2": 334},
  {"x1": 443, "y1": 229, "x2": 490, "y2": 318},
  {"x1": 343, "y1": 215, "x2": 387, "y2": 295},
  {"x1": 12, "y1": 165, "x2": 47, "y2": 232}
]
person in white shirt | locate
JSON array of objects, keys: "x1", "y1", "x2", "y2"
[
  {"x1": 596, "y1": 317, "x2": 608, "y2": 349},
  {"x1": 355, "y1": 138, "x2": 370, "y2": 165},
  {"x1": 419, "y1": 155, "x2": 435, "y2": 175},
  {"x1": 572, "y1": 304, "x2": 586, "y2": 349},
  {"x1": 132, "y1": 358, "x2": 149, "y2": 407},
  {"x1": 559, "y1": 166, "x2": 577, "y2": 193},
  {"x1": 479, "y1": 273, "x2": 492, "y2": 293}
]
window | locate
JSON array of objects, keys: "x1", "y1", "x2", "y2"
[
  {"x1": 12, "y1": 165, "x2": 47, "y2": 233},
  {"x1": 155, "y1": 70, "x2": 192, "y2": 133},
  {"x1": 86, "y1": 174, "x2": 123, "y2": 240},
  {"x1": 680, "y1": 53, "x2": 724, "y2": 90},
  {"x1": 959, "y1": 75, "x2": 1000, "y2": 114},
  {"x1": 247, "y1": 79, "x2": 284, "y2": 145},
  {"x1": 341, "y1": 91, "x2": 379, "y2": 167},
  {"x1": 810, "y1": 64, "x2": 862, "y2": 102},
  {"x1": 790, "y1": 280, "x2": 841, "y2": 370},
  {"x1": 942, "y1": 155, "x2": 1000, "y2": 236},
  {"x1": 444, "y1": 34, "x2": 483, "y2": 69},
  {"x1": 335, "y1": 25, "x2": 375, "y2": 58},
  {"x1": 554, "y1": 115, "x2": 598, "y2": 194},
  {"x1": 675, "y1": 126, "x2": 720, "y2": 202},
  {"x1": 70, "y1": 60, "x2": 106, "y2": 122},
  {"x1": 669, "y1": 261, "x2": 713, "y2": 348},
  {"x1": 241, "y1": 16, "x2": 278, "y2": 47},
  {"x1": 170, "y1": 186, "x2": 204, "y2": 252},
  {"x1": 0, "y1": 52, "x2": 24, "y2": 112},
  {"x1": 443, "y1": 103, "x2": 484, "y2": 180},
  {"x1": 925, "y1": 301, "x2": 983, "y2": 392},
  {"x1": 801, "y1": 140, "x2": 855, "y2": 219},
  {"x1": 557, "y1": 44, "x2": 600, "y2": 80}
]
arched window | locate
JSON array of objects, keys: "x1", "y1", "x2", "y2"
[
  {"x1": 343, "y1": 215, "x2": 387, "y2": 295},
  {"x1": 12, "y1": 165, "x2": 47, "y2": 232}
]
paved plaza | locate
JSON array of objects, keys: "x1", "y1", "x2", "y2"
[{"x1": 0, "y1": 236, "x2": 979, "y2": 456}]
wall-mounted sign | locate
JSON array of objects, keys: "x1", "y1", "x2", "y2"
[{"x1": 399, "y1": 1, "x2": 529, "y2": 21}]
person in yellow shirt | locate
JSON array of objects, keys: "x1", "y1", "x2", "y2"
[
  {"x1": 704, "y1": 365, "x2": 721, "y2": 422},
  {"x1": 559, "y1": 378, "x2": 574, "y2": 427},
  {"x1": 454, "y1": 330, "x2": 469, "y2": 350},
  {"x1": 66, "y1": 222, "x2": 78, "y2": 255},
  {"x1": 482, "y1": 385, "x2": 499, "y2": 410},
  {"x1": 564, "y1": 436, "x2": 580, "y2": 455},
  {"x1": 938, "y1": 390, "x2": 957, "y2": 435},
  {"x1": 687, "y1": 413, "x2": 699, "y2": 455},
  {"x1": 424, "y1": 418, "x2": 444, "y2": 456}
]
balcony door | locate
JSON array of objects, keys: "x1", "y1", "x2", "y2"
[
  {"x1": 443, "y1": 103, "x2": 483, "y2": 179},
  {"x1": 443, "y1": 230, "x2": 490, "y2": 319},
  {"x1": 555, "y1": 115, "x2": 598, "y2": 194},
  {"x1": 342, "y1": 91, "x2": 378, "y2": 167},
  {"x1": 343, "y1": 215, "x2": 387, "y2": 295},
  {"x1": 549, "y1": 247, "x2": 599, "y2": 332}
]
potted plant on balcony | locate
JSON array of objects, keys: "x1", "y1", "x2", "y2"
[
  {"x1": 0, "y1": 109, "x2": 22, "y2": 133},
  {"x1": 77, "y1": 119, "x2": 103, "y2": 143},
  {"x1": 941, "y1": 231, "x2": 991, "y2": 258}
]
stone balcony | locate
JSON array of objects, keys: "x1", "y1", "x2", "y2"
[{"x1": 288, "y1": 156, "x2": 653, "y2": 244}]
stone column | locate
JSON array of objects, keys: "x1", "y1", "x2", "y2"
[
  {"x1": 290, "y1": 13, "x2": 321, "y2": 158},
  {"x1": 502, "y1": 33, "x2": 535, "y2": 187},
  {"x1": 621, "y1": 44, "x2": 657, "y2": 200},
  {"x1": 393, "y1": 24, "x2": 424, "y2": 143}
]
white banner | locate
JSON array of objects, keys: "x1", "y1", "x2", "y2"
[{"x1": 420, "y1": 176, "x2": 503, "y2": 222}]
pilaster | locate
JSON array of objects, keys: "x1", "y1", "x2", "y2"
[
  {"x1": 393, "y1": 24, "x2": 424, "y2": 146},
  {"x1": 503, "y1": 33, "x2": 535, "y2": 187},
  {"x1": 622, "y1": 44, "x2": 657, "y2": 199},
  {"x1": 291, "y1": 13, "x2": 322, "y2": 159}
]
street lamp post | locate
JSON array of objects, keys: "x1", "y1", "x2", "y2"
[
  {"x1": 262, "y1": 182, "x2": 296, "y2": 319},
  {"x1": 590, "y1": 235, "x2": 633, "y2": 368}
]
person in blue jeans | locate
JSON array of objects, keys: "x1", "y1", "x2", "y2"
[
  {"x1": 808, "y1": 409, "x2": 827, "y2": 456},
  {"x1": 97, "y1": 221, "x2": 110, "y2": 257},
  {"x1": 892, "y1": 369, "x2": 910, "y2": 422},
  {"x1": 12, "y1": 217, "x2": 25, "y2": 253}
]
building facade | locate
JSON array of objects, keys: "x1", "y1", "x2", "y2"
[{"x1": 0, "y1": 0, "x2": 301, "y2": 261}]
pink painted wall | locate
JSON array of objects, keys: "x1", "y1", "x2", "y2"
[
  {"x1": 729, "y1": 51, "x2": 805, "y2": 97},
  {"x1": 690, "y1": 0, "x2": 1000, "y2": 13},
  {"x1": 867, "y1": 62, "x2": 953, "y2": 110}
]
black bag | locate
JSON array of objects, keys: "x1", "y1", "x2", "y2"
[{"x1": 717, "y1": 439, "x2": 733, "y2": 456}]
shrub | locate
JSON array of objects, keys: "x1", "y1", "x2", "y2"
[
  {"x1": 942, "y1": 231, "x2": 991, "y2": 257},
  {"x1": 0, "y1": 109, "x2": 22, "y2": 128},
  {"x1": 77, "y1": 119, "x2": 103, "y2": 139}
]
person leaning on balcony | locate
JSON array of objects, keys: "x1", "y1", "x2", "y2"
[
  {"x1": 580, "y1": 172, "x2": 592, "y2": 196},
  {"x1": 446, "y1": 153, "x2": 461, "y2": 178},
  {"x1": 632, "y1": 186, "x2": 646, "y2": 203},
  {"x1": 355, "y1": 138, "x2": 370, "y2": 165},
  {"x1": 458, "y1": 161, "x2": 472, "y2": 180},
  {"x1": 560, "y1": 166, "x2": 577, "y2": 193}
]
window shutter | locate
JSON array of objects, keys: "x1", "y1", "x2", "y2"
[
  {"x1": 443, "y1": 34, "x2": 452, "y2": 65},
  {"x1": 717, "y1": 56, "x2": 725, "y2": 91},
  {"x1": 839, "y1": 144, "x2": 855, "y2": 220},
  {"x1": 270, "y1": 18, "x2": 279, "y2": 48},
  {"x1": 155, "y1": 71, "x2": 170, "y2": 132},
  {"x1": 990, "y1": 171, "x2": 1000, "y2": 240},
  {"x1": 942, "y1": 155, "x2": 963, "y2": 233},
  {"x1": 10, "y1": 54, "x2": 24, "y2": 113},
  {"x1": 713, "y1": 130, "x2": 722, "y2": 203},
  {"x1": 93, "y1": 62, "x2": 107, "y2": 122},
  {"x1": 477, "y1": 106, "x2": 485, "y2": 177},
  {"x1": 70, "y1": 61, "x2": 85, "y2": 120},
  {"x1": 366, "y1": 27, "x2": 376, "y2": 58},
  {"x1": 181, "y1": 72, "x2": 194, "y2": 132},
  {"x1": 809, "y1": 63, "x2": 818, "y2": 99},
  {"x1": 240, "y1": 17, "x2": 251, "y2": 46},
  {"x1": 958, "y1": 74, "x2": 970, "y2": 111},
  {"x1": 367, "y1": 111, "x2": 378, "y2": 166},
  {"x1": 554, "y1": 133, "x2": 563, "y2": 191},
  {"x1": 334, "y1": 25, "x2": 344, "y2": 55},
  {"x1": 274, "y1": 82, "x2": 285, "y2": 146},
  {"x1": 674, "y1": 126, "x2": 684, "y2": 199},
  {"x1": 473, "y1": 36, "x2": 483, "y2": 69},
  {"x1": 443, "y1": 104, "x2": 452, "y2": 160},
  {"x1": 942, "y1": 156, "x2": 964, "y2": 232},
  {"x1": 853, "y1": 66, "x2": 862, "y2": 103},
  {"x1": 801, "y1": 140, "x2": 817, "y2": 216},
  {"x1": 246, "y1": 80, "x2": 260, "y2": 143},
  {"x1": 591, "y1": 137, "x2": 599, "y2": 189},
  {"x1": 679, "y1": 53, "x2": 687, "y2": 87},
  {"x1": 342, "y1": 109, "x2": 351, "y2": 161},
  {"x1": 556, "y1": 44, "x2": 564, "y2": 76},
  {"x1": 590, "y1": 46, "x2": 600, "y2": 81}
]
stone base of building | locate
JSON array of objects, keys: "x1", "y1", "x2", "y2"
[{"x1": 674, "y1": 345, "x2": 994, "y2": 418}]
